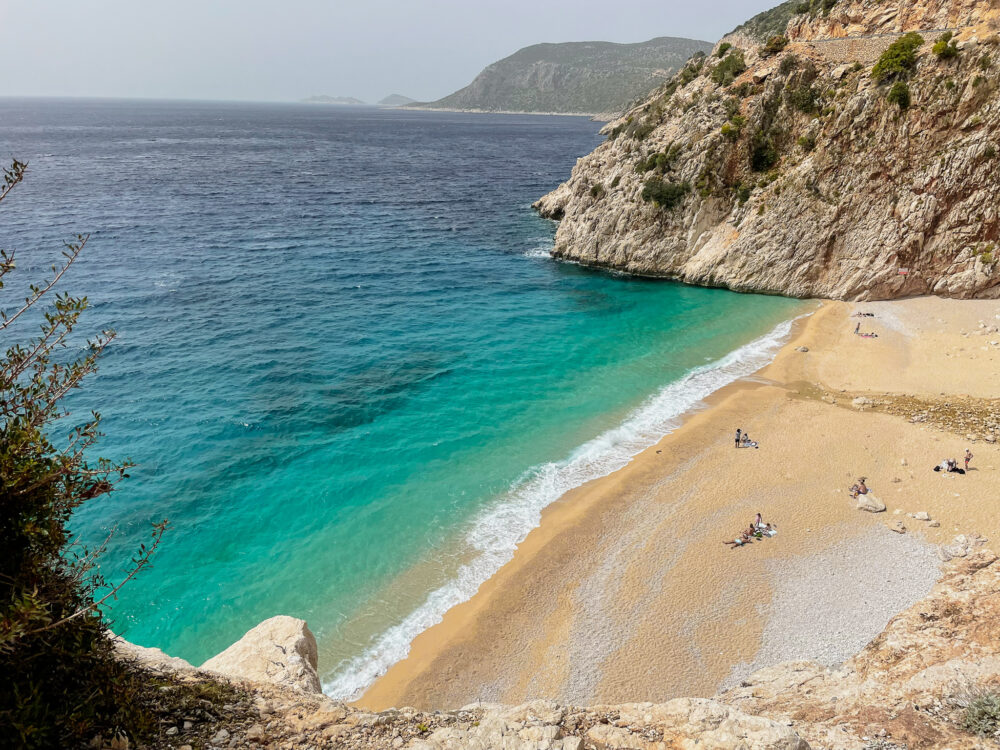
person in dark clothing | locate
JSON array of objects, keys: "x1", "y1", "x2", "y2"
[{"x1": 735, "y1": 428, "x2": 742, "y2": 448}]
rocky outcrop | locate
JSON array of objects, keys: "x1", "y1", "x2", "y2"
[
  {"x1": 200, "y1": 615, "x2": 322, "y2": 694},
  {"x1": 535, "y1": 0, "x2": 1000, "y2": 300}
]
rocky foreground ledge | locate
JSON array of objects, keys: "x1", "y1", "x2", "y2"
[{"x1": 111, "y1": 551, "x2": 1000, "y2": 749}]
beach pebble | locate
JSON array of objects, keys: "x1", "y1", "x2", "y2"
[
  {"x1": 796, "y1": 346, "x2": 809, "y2": 352},
  {"x1": 913, "y1": 512, "x2": 931, "y2": 521},
  {"x1": 887, "y1": 520, "x2": 907, "y2": 534},
  {"x1": 900, "y1": 459, "x2": 908, "y2": 466},
  {"x1": 929, "y1": 521, "x2": 941, "y2": 527}
]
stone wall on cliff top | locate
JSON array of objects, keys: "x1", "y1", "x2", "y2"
[
  {"x1": 534, "y1": 0, "x2": 1000, "y2": 301},
  {"x1": 118, "y1": 552, "x2": 1000, "y2": 749}
]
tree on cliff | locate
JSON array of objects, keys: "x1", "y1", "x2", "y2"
[{"x1": 0, "y1": 160, "x2": 166, "y2": 748}]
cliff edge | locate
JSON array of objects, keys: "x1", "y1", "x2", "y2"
[
  {"x1": 535, "y1": 0, "x2": 1000, "y2": 300},
  {"x1": 115, "y1": 551, "x2": 1000, "y2": 748}
]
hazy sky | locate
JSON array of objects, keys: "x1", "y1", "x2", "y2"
[{"x1": 2, "y1": 0, "x2": 780, "y2": 103}]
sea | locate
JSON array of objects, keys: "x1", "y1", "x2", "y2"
[{"x1": 0, "y1": 99, "x2": 807, "y2": 698}]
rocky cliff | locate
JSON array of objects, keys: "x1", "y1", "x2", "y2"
[
  {"x1": 535, "y1": 0, "x2": 1000, "y2": 300},
  {"x1": 415, "y1": 38, "x2": 713, "y2": 117},
  {"x1": 114, "y1": 551, "x2": 1000, "y2": 749}
]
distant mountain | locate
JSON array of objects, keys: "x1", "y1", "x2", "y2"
[
  {"x1": 377, "y1": 94, "x2": 417, "y2": 106},
  {"x1": 413, "y1": 37, "x2": 713, "y2": 117},
  {"x1": 301, "y1": 95, "x2": 366, "y2": 105}
]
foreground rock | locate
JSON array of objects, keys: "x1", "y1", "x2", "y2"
[
  {"x1": 116, "y1": 551, "x2": 1000, "y2": 748},
  {"x1": 534, "y1": 0, "x2": 1000, "y2": 300},
  {"x1": 200, "y1": 615, "x2": 322, "y2": 693}
]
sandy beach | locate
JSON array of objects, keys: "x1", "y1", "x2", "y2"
[{"x1": 359, "y1": 297, "x2": 1000, "y2": 711}]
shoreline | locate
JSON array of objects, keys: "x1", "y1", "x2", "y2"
[
  {"x1": 396, "y1": 105, "x2": 612, "y2": 121},
  {"x1": 357, "y1": 297, "x2": 1000, "y2": 710},
  {"x1": 322, "y1": 306, "x2": 810, "y2": 700}
]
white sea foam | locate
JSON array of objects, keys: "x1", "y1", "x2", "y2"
[
  {"x1": 523, "y1": 246, "x2": 552, "y2": 259},
  {"x1": 322, "y1": 315, "x2": 802, "y2": 699}
]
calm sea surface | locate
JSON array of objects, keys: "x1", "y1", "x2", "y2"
[{"x1": 0, "y1": 99, "x2": 806, "y2": 696}]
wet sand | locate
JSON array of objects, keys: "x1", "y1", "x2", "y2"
[{"x1": 359, "y1": 297, "x2": 1000, "y2": 710}]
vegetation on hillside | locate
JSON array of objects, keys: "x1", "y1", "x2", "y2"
[{"x1": 418, "y1": 37, "x2": 713, "y2": 115}]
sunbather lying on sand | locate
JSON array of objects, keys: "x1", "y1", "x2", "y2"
[{"x1": 723, "y1": 531, "x2": 753, "y2": 548}]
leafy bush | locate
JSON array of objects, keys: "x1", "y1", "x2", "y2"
[
  {"x1": 872, "y1": 32, "x2": 925, "y2": 82},
  {"x1": 761, "y1": 36, "x2": 789, "y2": 58},
  {"x1": 887, "y1": 81, "x2": 912, "y2": 108},
  {"x1": 933, "y1": 32, "x2": 959, "y2": 59},
  {"x1": 798, "y1": 134, "x2": 816, "y2": 151},
  {"x1": 711, "y1": 50, "x2": 747, "y2": 87},
  {"x1": 641, "y1": 178, "x2": 690, "y2": 210},
  {"x1": 750, "y1": 132, "x2": 779, "y2": 171},
  {"x1": 721, "y1": 115, "x2": 745, "y2": 141},
  {"x1": 590, "y1": 183, "x2": 605, "y2": 198},
  {"x1": 780, "y1": 55, "x2": 800, "y2": 75},
  {"x1": 0, "y1": 161, "x2": 166, "y2": 748},
  {"x1": 787, "y1": 84, "x2": 818, "y2": 113},
  {"x1": 610, "y1": 175, "x2": 621, "y2": 189},
  {"x1": 980, "y1": 54, "x2": 993, "y2": 70},
  {"x1": 963, "y1": 692, "x2": 1000, "y2": 736},
  {"x1": 716, "y1": 42, "x2": 732, "y2": 58}
]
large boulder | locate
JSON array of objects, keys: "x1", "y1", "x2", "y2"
[
  {"x1": 856, "y1": 493, "x2": 886, "y2": 513},
  {"x1": 201, "y1": 615, "x2": 321, "y2": 693}
]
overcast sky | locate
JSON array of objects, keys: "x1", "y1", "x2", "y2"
[{"x1": 2, "y1": 0, "x2": 780, "y2": 103}]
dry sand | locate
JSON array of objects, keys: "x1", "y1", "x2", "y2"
[{"x1": 358, "y1": 297, "x2": 1000, "y2": 711}]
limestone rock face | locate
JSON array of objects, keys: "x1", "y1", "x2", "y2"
[
  {"x1": 200, "y1": 615, "x2": 321, "y2": 693},
  {"x1": 535, "y1": 0, "x2": 1000, "y2": 300}
]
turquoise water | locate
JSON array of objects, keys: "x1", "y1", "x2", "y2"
[{"x1": 0, "y1": 100, "x2": 806, "y2": 696}]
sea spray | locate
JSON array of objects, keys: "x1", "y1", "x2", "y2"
[{"x1": 322, "y1": 314, "x2": 805, "y2": 699}]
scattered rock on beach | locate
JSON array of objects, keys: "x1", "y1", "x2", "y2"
[
  {"x1": 796, "y1": 346, "x2": 809, "y2": 353},
  {"x1": 856, "y1": 495, "x2": 886, "y2": 513},
  {"x1": 887, "y1": 520, "x2": 907, "y2": 534},
  {"x1": 909, "y1": 512, "x2": 931, "y2": 521}
]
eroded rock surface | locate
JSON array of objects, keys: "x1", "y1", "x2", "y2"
[{"x1": 200, "y1": 615, "x2": 321, "y2": 694}]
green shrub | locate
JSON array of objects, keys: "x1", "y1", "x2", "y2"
[
  {"x1": 0, "y1": 161, "x2": 166, "y2": 748},
  {"x1": 795, "y1": 2, "x2": 811, "y2": 13},
  {"x1": 780, "y1": 55, "x2": 800, "y2": 75},
  {"x1": 787, "y1": 84, "x2": 818, "y2": 113},
  {"x1": 711, "y1": 50, "x2": 747, "y2": 87},
  {"x1": 716, "y1": 42, "x2": 732, "y2": 58},
  {"x1": 798, "y1": 134, "x2": 816, "y2": 151},
  {"x1": 980, "y1": 54, "x2": 993, "y2": 70},
  {"x1": 641, "y1": 178, "x2": 691, "y2": 210},
  {"x1": 590, "y1": 183, "x2": 605, "y2": 198},
  {"x1": 610, "y1": 175, "x2": 621, "y2": 189},
  {"x1": 963, "y1": 692, "x2": 1000, "y2": 736},
  {"x1": 761, "y1": 36, "x2": 789, "y2": 58},
  {"x1": 983, "y1": 144, "x2": 997, "y2": 161},
  {"x1": 750, "y1": 132, "x2": 779, "y2": 171},
  {"x1": 872, "y1": 32, "x2": 925, "y2": 81},
  {"x1": 721, "y1": 115, "x2": 745, "y2": 141},
  {"x1": 933, "y1": 32, "x2": 959, "y2": 59},
  {"x1": 735, "y1": 182, "x2": 752, "y2": 204},
  {"x1": 887, "y1": 81, "x2": 912, "y2": 108},
  {"x1": 678, "y1": 57, "x2": 705, "y2": 88}
]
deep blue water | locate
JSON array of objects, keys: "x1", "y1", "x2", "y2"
[{"x1": 0, "y1": 99, "x2": 805, "y2": 697}]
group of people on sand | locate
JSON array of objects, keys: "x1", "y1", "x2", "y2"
[
  {"x1": 934, "y1": 449, "x2": 973, "y2": 474},
  {"x1": 723, "y1": 513, "x2": 777, "y2": 548},
  {"x1": 853, "y1": 321, "x2": 879, "y2": 338},
  {"x1": 734, "y1": 428, "x2": 759, "y2": 449},
  {"x1": 853, "y1": 311, "x2": 879, "y2": 337}
]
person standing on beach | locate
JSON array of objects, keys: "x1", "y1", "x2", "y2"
[
  {"x1": 854, "y1": 322, "x2": 861, "y2": 335},
  {"x1": 735, "y1": 428, "x2": 742, "y2": 448},
  {"x1": 965, "y1": 449, "x2": 973, "y2": 471}
]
